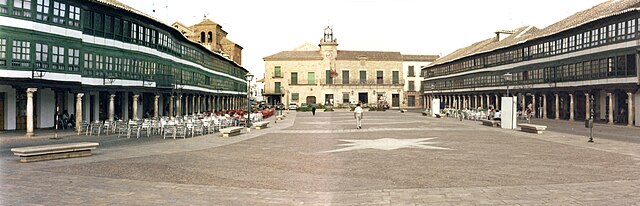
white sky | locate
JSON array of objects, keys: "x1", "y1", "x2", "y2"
[{"x1": 118, "y1": 0, "x2": 608, "y2": 79}]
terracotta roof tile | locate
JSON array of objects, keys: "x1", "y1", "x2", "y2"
[
  {"x1": 263, "y1": 51, "x2": 323, "y2": 61},
  {"x1": 336, "y1": 50, "x2": 403, "y2": 61},
  {"x1": 402, "y1": 54, "x2": 440, "y2": 62}
]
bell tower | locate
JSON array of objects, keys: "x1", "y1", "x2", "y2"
[
  {"x1": 320, "y1": 26, "x2": 338, "y2": 79},
  {"x1": 319, "y1": 26, "x2": 338, "y2": 60}
]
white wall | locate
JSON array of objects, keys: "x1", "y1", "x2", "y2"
[
  {"x1": 0, "y1": 85, "x2": 16, "y2": 130},
  {"x1": 37, "y1": 88, "x2": 55, "y2": 128}
]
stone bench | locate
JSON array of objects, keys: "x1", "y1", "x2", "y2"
[
  {"x1": 254, "y1": 121, "x2": 270, "y2": 130},
  {"x1": 518, "y1": 123, "x2": 547, "y2": 134},
  {"x1": 481, "y1": 119, "x2": 500, "y2": 127},
  {"x1": 11, "y1": 142, "x2": 99, "y2": 163},
  {"x1": 220, "y1": 126, "x2": 244, "y2": 137}
]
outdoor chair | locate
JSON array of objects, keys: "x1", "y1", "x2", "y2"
[{"x1": 89, "y1": 121, "x2": 102, "y2": 136}]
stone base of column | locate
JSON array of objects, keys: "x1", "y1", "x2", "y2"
[{"x1": 26, "y1": 132, "x2": 34, "y2": 137}]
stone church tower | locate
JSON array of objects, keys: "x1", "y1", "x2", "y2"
[{"x1": 171, "y1": 18, "x2": 243, "y2": 65}]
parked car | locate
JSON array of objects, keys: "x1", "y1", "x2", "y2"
[{"x1": 288, "y1": 103, "x2": 298, "y2": 110}]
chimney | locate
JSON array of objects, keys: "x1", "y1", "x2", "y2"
[{"x1": 495, "y1": 30, "x2": 515, "y2": 41}]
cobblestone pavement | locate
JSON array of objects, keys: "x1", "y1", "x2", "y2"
[{"x1": 1, "y1": 111, "x2": 640, "y2": 205}]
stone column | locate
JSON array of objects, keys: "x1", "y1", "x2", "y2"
[
  {"x1": 132, "y1": 94, "x2": 139, "y2": 120},
  {"x1": 169, "y1": 95, "x2": 175, "y2": 117},
  {"x1": 108, "y1": 93, "x2": 115, "y2": 121},
  {"x1": 628, "y1": 92, "x2": 634, "y2": 126},
  {"x1": 176, "y1": 94, "x2": 182, "y2": 117},
  {"x1": 185, "y1": 94, "x2": 190, "y2": 115},
  {"x1": 197, "y1": 95, "x2": 201, "y2": 114},
  {"x1": 495, "y1": 95, "x2": 499, "y2": 109},
  {"x1": 554, "y1": 93, "x2": 559, "y2": 120},
  {"x1": 154, "y1": 94, "x2": 160, "y2": 119},
  {"x1": 192, "y1": 95, "x2": 196, "y2": 114},
  {"x1": 26, "y1": 88, "x2": 37, "y2": 137},
  {"x1": 75, "y1": 93, "x2": 84, "y2": 132},
  {"x1": 542, "y1": 94, "x2": 547, "y2": 119},
  {"x1": 569, "y1": 93, "x2": 575, "y2": 121},
  {"x1": 479, "y1": 95, "x2": 484, "y2": 109},
  {"x1": 608, "y1": 92, "x2": 614, "y2": 125}
]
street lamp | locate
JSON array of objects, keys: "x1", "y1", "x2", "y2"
[
  {"x1": 503, "y1": 73, "x2": 513, "y2": 97},
  {"x1": 245, "y1": 73, "x2": 254, "y2": 130}
]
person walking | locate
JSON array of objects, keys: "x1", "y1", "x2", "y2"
[
  {"x1": 354, "y1": 103, "x2": 363, "y2": 129},
  {"x1": 311, "y1": 103, "x2": 317, "y2": 116}
]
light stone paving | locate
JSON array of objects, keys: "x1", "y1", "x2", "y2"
[{"x1": 1, "y1": 111, "x2": 640, "y2": 205}]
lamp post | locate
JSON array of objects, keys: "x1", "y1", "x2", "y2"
[
  {"x1": 245, "y1": 73, "x2": 254, "y2": 130},
  {"x1": 503, "y1": 73, "x2": 512, "y2": 97}
]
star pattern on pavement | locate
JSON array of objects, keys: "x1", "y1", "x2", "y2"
[{"x1": 321, "y1": 138, "x2": 453, "y2": 153}]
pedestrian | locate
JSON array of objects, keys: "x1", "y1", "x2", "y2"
[
  {"x1": 354, "y1": 103, "x2": 363, "y2": 129},
  {"x1": 311, "y1": 103, "x2": 317, "y2": 115}
]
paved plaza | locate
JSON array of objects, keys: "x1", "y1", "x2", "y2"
[{"x1": 1, "y1": 111, "x2": 640, "y2": 205}]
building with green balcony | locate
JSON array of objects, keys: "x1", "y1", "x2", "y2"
[
  {"x1": 0, "y1": 0, "x2": 248, "y2": 133},
  {"x1": 422, "y1": 0, "x2": 640, "y2": 126}
]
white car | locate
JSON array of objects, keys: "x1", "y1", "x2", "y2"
[{"x1": 288, "y1": 103, "x2": 298, "y2": 110}]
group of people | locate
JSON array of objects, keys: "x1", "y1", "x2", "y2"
[{"x1": 57, "y1": 110, "x2": 75, "y2": 129}]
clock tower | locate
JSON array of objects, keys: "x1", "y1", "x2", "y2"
[
  {"x1": 320, "y1": 26, "x2": 338, "y2": 78},
  {"x1": 319, "y1": 26, "x2": 338, "y2": 60}
]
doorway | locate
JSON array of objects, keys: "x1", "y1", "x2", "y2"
[
  {"x1": 358, "y1": 92, "x2": 368, "y2": 104},
  {"x1": 392, "y1": 94, "x2": 399, "y2": 107},
  {"x1": 306, "y1": 96, "x2": 316, "y2": 104},
  {"x1": 324, "y1": 94, "x2": 333, "y2": 106}
]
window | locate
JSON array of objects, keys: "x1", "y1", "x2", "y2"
[
  {"x1": 67, "y1": 48, "x2": 79, "y2": 72},
  {"x1": 36, "y1": 0, "x2": 49, "y2": 21},
  {"x1": 0, "y1": 38, "x2": 5, "y2": 59},
  {"x1": 291, "y1": 93, "x2": 299, "y2": 101},
  {"x1": 628, "y1": 19, "x2": 637, "y2": 39},
  {"x1": 35, "y1": 43, "x2": 48, "y2": 69},
  {"x1": 131, "y1": 23, "x2": 137, "y2": 43},
  {"x1": 342, "y1": 93, "x2": 349, "y2": 104},
  {"x1": 53, "y1": 1, "x2": 66, "y2": 25},
  {"x1": 392, "y1": 71, "x2": 399, "y2": 84},
  {"x1": 342, "y1": 70, "x2": 349, "y2": 84},
  {"x1": 290, "y1": 72, "x2": 297, "y2": 85},
  {"x1": 68, "y1": 5, "x2": 80, "y2": 27},
  {"x1": 52, "y1": 46, "x2": 64, "y2": 70},
  {"x1": 617, "y1": 22, "x2": 626, "y2": 40},
  {"x1": 376, "y1": 71, "x2": 383, "y2": 84},
  {"x1": 0, "y1": 0, "x2": 7, "y2": 13},
  {"x1": 308, "y1": 72, "x2": 314, "y2": 84},
  {"x1": 83, "y1": 53, "x2": 92, "y2": 69},
  {"x1": 408, "y1": 81, "x2": 415, "y2": 91},
  {"x1": 274, "y1": 66, "x2": 281, "y2": 77},
  {"x1": 325, "y1": 70, "x2": 333, "y2": 84},
  {"x1": 274, "y1": 82, "x2": 281, "y2": 93},
  {"x1": 408, "y1": 65, "x2": 415, "y2": 77},
  {"x1": 13, "y1": 0, "x2": 32, "y2": 17},
  {"x1": 104, "y1": 15, "x2": 112, "y2": 37},
  {"x1": 11, "y1": 41, "x2": 30, "y2": 67},
  {"x1": 359, "y1": 70, "x2": 366, "y2": 83}
]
